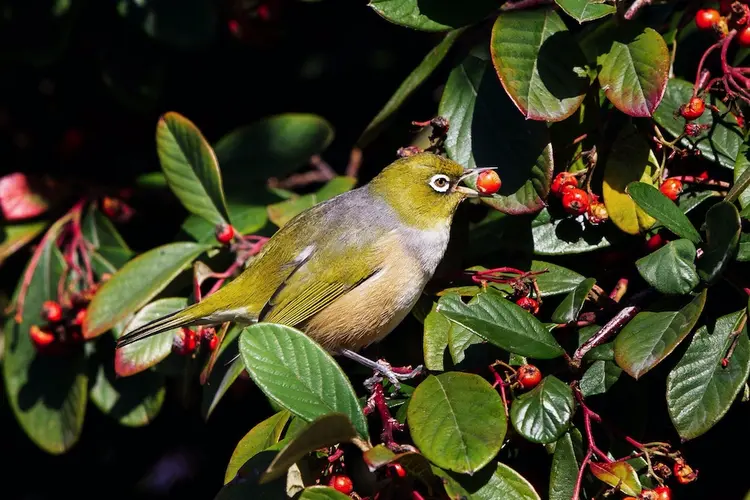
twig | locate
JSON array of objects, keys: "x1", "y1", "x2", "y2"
[
  {"x1": 623, "y1": 0, "x2": 652, "y2": 20},
  {"x1": 722, "y1": 313, "x2": 747, "y2": 368},
  {"x1": 363, "y1": 380, "x2": 412, "y2": 452},
  {"x1": 669, "y1": 175, "x2": 730, "y2": 189},
  {"x1": 346, "y1": 147, "x2": 363, "y2": 178},
  {"x1": 500, "y1": 0, "x2": 554, "y2": 11},
  {"x1": 571, "y1": 450, "x2": 593, "y2": 500}
]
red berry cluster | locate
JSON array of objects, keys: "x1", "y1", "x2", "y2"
[
  {"x1": 28, "y1": 289, "x2": 95, "y2": 354},
  {"x1": 624, "y1": 485, "x2": 673, "y2": 500},
  {"x1": 550, "y1": 172, "x2": 609, "y2": 225},
  {"x1": 695, "y1": 3, "x2": 750, "y2": 45},
  {"x1": 101, "y1": 193, "x2": 135, "y2": 223},
  {"x1": 172, "y1": 326, "x2": 220, "y2": 356}
]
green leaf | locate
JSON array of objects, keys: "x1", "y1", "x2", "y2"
[
  {"x1": 267, "y1": 177, "x2": 356, "y2": 228},
  {"x1": 202, "y1": 342, "x2": 245, "y2": 419},
  {"x1": 598, "y1": 27, "x2": 669, "y2": 117},
  {"x1": 731, "y1": 142, "x2": 750, "y2": 207},
  {"x1": 532, "y1": 261, "x2": 586, "y2": 296},
  {"x1": 549, "y1": 432, "x2": 580, "y2": 500},
  {"x1": 490, "y1": 9, "x2": 588, "y2": 122},
  {"x1": 225, "y1": 410, "x2": 291, "y2": 484},
  {"x1": 435, "y1": 462, "x2": 541, "y2": 500},
  {"x1": 551, "y1": 277, "x2": 595, "y2": 324},
  {"x1": 83, "y1": 242, "x2": 210, "y2": 339},
  {"x1": 437, "y1": 291, "x2": 564, "y2": 359},
  {"x1": 368, "y1": 0, "x2": 498, "y2": 32},
  {"x1": 0, "y1": 221, "x2": 47, "y2": 267},
  {"x1": 118, "y1": 0, "x2": 216, "y2": 49},
  {"x1": 738, "y1": 232, "x2": 750, "y2": 261},
  {"x1": 627, "y1": 182, "x2": 702, "y2": 244},
  {"x1": 423, "y1": 305, "x2": 449, "y2": 371},
  {"x1": 510, "y1": 375, "x2": 575, "y2": 444},
  {"x1": 214, "y1": 113, "x2": 334, "y2": 189},
  {"x1": 555, "y1": 0, "x2": 615, "y2": 23},
  {"x1": 3, "y1": 238, "x2": 87, "y2": 454},
  {"x1": 579, "y1": 360, "x2": 622, "y2": 397},
  {"x1": 667, "y1": 310, "x2": 750, "y2": 440},
  {"x1": 602, "y1": 125, "x2": 658, "y2": 236},
  {"x1": 358, "y1": 29, "x2": 464, "y2": 147},
  {"x1": 113, "y1": 297, "x2": 188, "y2": 377},
  {"x1": 589, "y1": 461, "x2": 642, "y2": 496},
  {"x1": 90, "y1": 359, "x2": 165, "y2": 427},
  {"x1": 635, "y1": 239, "x2": 699, "y2": 295},
  {"x1": 439, "y1": 46, "x2": 553, "y2": 215},
  {"x1": 156, "y1": 112, "x2": 230, "y2": 226},
  {"x1": 653, "y1": 78, "x2": 743, "y2": 168},
  {"x1": 408, "y1": 372, "x2": 505, "y2": 474},
  {"x1": 578, "y1": 325, "x2": 614, "y2": 361},
  {"x1": 530, "y1": 208, "x2": 616, "y2": 254},
  {"x1": 261, "y1": 413, "x2": 359, "y2": 483},
  {"x1": 239, "y1": 323, "x2": 368, "y2": 440},
  {"x1": 614, "y1": 289, "x2": 708, "y2": 379},
  {"x1": 81, "y1": 204, "x2": 133, "y2": 271},
  {"x1": 298, "y1": 486, "x2": 352, "y2": 500},
  {"x1": 697, "y1": 201, "x2": 741, "y2": 285}
]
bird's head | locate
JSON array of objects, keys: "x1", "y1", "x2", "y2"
[{"x1": 369, "y1": 152, "x2": 494, "y2": 230}]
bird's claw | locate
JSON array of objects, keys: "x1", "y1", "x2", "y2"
[{"x1": 364, "y1": 360, "x2": 424, "y2": 393}]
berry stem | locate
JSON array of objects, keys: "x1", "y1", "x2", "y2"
[
  {"x1": 488, "y1": 362, "x2": 511, "y2": 417},
  {"x1": 623, "y1": 0, "x2": 652, "y2": 20},
  {"x1": 668, "y1": 175, "x2": 730, "y2": 189},
  {"x1": 571, "y1": 450, "x2": 593, "y2": 500},
  {"x1": 722, "y1": 312, "x2": 747, "y2": 368},
  {"x1": 694, "y1": 41, "x2": 722, "y2": 96},
  {"x1": 364, "y1": 380, "x2": 411, "y2": 452}
]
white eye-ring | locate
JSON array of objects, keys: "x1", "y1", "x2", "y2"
[{"x1": 429, "y1": 174, "x2": 451, "y2": 193}]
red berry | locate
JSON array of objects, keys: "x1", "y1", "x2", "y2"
[
  {"x1": 329, "y1": 475, "x2": 353, "y2": 495},
  {"x1": 586, "y1": 200, "x2": 608, "y2": 225},
  {"x1": 204, "y1": 329, "x2": 220, "y2": 351},
  {"x1": 388, "y1": 463, "x2": 407, "y2": 478},
  {"x1": 517, "y1": 364, "x2": 542, "y2": 390},
  {"x1": 476, "y1": 170, "x2": 501, "y2": 195},
  {"x1": 673, "y1": 460, "x2": 698, "y2": 484},
  {"x1": 680, "y1": 97, "x2": 705, "y2": 121},
  {"x1": 215, "y1": 223, "x2": 235, "y2": 244},
  {"x1": 550, "y1": 172, "x2": 578, "y2": 197},
  {"x1": 41, "y1": 300, "x2": 63, "y2": 323},
  {"x1": 72, "y1": 308, "x2": 87, "y2": 326},
  {"x1": 695, "y1": 8, "x2": 720, "y2": 30},
  {"x1": 101, "y1": 196, "x2": 122, "y2": 218},
  {"x1": 173, "y1": 328, "x2": 198, "y2": 355},
  {"x1": 29, "y1": 325, "x2": 56, "y2": 349},
  {"x1": 561, "y1": 188, "x2": 590, "y2": 215},
  {"x1": 516, "y1": 296, "x2": 540, "y2": 315},
  {"x1": 654, "y1": 485, "x2": 672, "y2": 500},
  {"x1": 739, "y1": 26, "x2": 750, "y2": 46},
  {"x1": 659, "y1": 178, "x2": 683, "y2": 201},
  {"x1": 645, "y1": 232, "x2": 668, "y2": 252}
]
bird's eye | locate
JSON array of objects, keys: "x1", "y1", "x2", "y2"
[{"x1": 429, "y1": 174, "x2": 451, "y2": 193}]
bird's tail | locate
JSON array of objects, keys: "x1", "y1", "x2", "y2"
[{"x1": 115, "y1": 300, "x2": 216, "y2": 350}]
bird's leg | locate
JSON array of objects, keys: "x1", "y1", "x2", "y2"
[{"x1": 338, "y1": 349, "x2": 424, "y2": 392}]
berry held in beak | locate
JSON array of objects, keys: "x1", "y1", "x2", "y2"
[{"x1": 454, "y1": 167, "x2": 499, "y2": 197}]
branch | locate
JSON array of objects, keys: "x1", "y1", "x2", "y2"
[{"x1": 623, "y1": 0, "x2": 651, "y2": 21}]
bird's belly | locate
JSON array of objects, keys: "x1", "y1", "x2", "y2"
[{"x1": 301, "y1": 264, "x2": 428, "y2": 352}]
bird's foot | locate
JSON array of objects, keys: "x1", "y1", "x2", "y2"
[{"x1": 338, "y1": 349, "x2": 423, "y2": 393}]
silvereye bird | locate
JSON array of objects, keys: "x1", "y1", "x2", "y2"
[{"x1": 115, "y1": 153, "x2": 492, "y2": 385}]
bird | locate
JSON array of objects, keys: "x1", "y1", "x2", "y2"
[{"x1": 115, "y1": 152, "x2": 494, "y2": 385}]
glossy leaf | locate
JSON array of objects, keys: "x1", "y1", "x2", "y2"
[
  {"x1": 113, "y1": 298, "x2": 188, "y2": 377},
  {"x1": 439, "y1": 46, "x2": 553, "y2": 214},
  {"x1": 225, "y1": 410, "x2": 291, "y2": 484},
  {"x1": 83, "y1": 242, "x2": 210, "y2": 339},
  {"x1": 267, "y1": 176, "x2": 356, "y2": 228},
  {"x1": 555, "y1": 0, "x2": 615, "y2": 23},
  {"x1": 298, "y1": 487, "x2": 351, "y2": 500},
  {"x1": 635, "y1": 239, "x2": 699, "y2": 295},
  {"x1": 90, "y1": 360, "x2": 165, "y2": 427},
  {"x1": 156, "y1": 112, "x2": 230, "y2": 226},
  {"x1": 614, "y1": 289, "x2": 708, "y2": 379},
  {"x1": 81, "y1": 204, "x2": 133, "y2": 270},
  {"x1": 627, "y1": 182, "x2": 702, "y2": 244},
  {"x1": 653, "y1": 78, "x2": 743, "y2": 168},
  {"x1": 738, "y1": 232, "x2": 750, "y2": 261},
  {"x1": 214, "y1": 113, "x2": 334, "y2": 188},
  {"x1": 531, "y1": 208, "x2": 615, "y2": 254},
  {"x1": 0, "y1": 221, "x2": 47, "y2": 267},
  {"x1": 667, "y1": 310, "x2": 750, "y2": 440},
  {"x1": 549, "y1": 432, "x2": 580, "y2": 500},
  {"x1": 202, "y1": 334, "x2": 245, "y2": 419},
  {"x1": 491, "y1": 9, "x2": 588, "y2": 122},
  {"x1": 407, "y1": 372, "x2": 506, "y2": 473},
  {"x1": 510, "y1": 375, "x2": 575, "y2": 444},
  {"x1": 550, "y1": 277, "x2": 595, "y2": 324},
  {"x1": 368, "y1": 0, "x2": 498, "y2": 32},
  {"x1": 358, "y1": 28, "x2": 464, "y2": 147},
  {"x1": 437, "y1": 291, "x2": 565, "y2": 359},
  {"x1": 532, "y1": 261, "x2": 586, "y2": 296},
  {"x1": 435, "y1": 462, "x2": 541, "y2": 500},
  {"x1": 602, "y1": 125, "x2": 658, "y2": 236},
  {"x1": 589, "y1": 461, "x2": 642, "y2": 496},
  {"x1": 579, "y1": 360, "x2": 622, "y2": 397},
  {"x1": 261, "y1": 413, "x2": 359, "y2": 483},
  {"x1": 697, "y1": 201, "x2": 740, "y2": 285},
  {"x1": 239, "y1": 323, "x2": 368, "y2": 439},
  {"x1": 423, "y1": 305, "x2": 450, "y2": 371},
  {"x1": 3, "y1": 241, "x2": 87, "y2": 454},
  {"x1": 598, "y1": 27, "x2": 669, "y2": 117},
  {"x1": 731, "y1": 142, "x2": 750, "y2": 207}
]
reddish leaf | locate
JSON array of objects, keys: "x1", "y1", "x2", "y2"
[{"x1": 0, "y1": 172, "x2": 49, "y2": 221}]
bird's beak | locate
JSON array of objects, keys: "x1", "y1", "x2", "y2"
[{"x1": 454, "y1": 167, "x2": 498, "y2": 198}]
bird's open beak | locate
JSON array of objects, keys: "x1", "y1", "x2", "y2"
[{"x1": 454, "y1": 167, "x2": 498, "y2": 198}]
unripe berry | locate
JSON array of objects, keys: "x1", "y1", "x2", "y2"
[
  {"x1": 680, "y1": 97, "x2": 705, "y2": 121},
  {"x1": 586, "y1": 200, "x2": 608, "y2": 225},
  {"x1": 659, "y1": 178, "x2": 683, "y2": 201},
  {"x1": 550, "y1": 172, "x2": 578, "y2": 197},
  {"x1": 329, "y1": 475, "x2": 353, "y2": 495},
  {"x1": 215, "y1": 223, "x2": 235, "y2": 244},
  {"x1": 516, "y1": 296, "x2": 540, "y2": 315},
  {"x1": 517, "y1": 364, "x2": 542, "y2": 390},
  {"x1": 561, "y1": 188, "x2": 590, "y2": 215},
  {"x1": 475, "y1": 170, "x2": 501, "y2": 195},
  {"x1": 41, "y1": 300, "x2": 63, "y2": 323},
  {"x1": 695, "y1": 8, "x2": 720, "y2": 30}
]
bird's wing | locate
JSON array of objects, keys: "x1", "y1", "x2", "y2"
[{"x1": 258, "y1": 237, "x2": 385, "y2": 328}]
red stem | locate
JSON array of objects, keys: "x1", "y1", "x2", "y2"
[
  {"x1": 571, "y1": 450, "x2": 593, "y2": 500},
  {"x1": 694, "y1": 41, "x2": 722, "y2": 95},
  {"x1": 365, "y1": 381, "x2": 406, "y2": 451}
]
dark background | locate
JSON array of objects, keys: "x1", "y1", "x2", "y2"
[{"x1": 2, "y1": 1, "x2": 749, "y2": 500}]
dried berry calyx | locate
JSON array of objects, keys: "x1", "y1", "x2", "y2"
[
  {"x1": 586, "y1": 200, "x2": 608, "y2": 225},
  {"x1": 673, "y1": 459, "x2": 698, "y2": 484},
  {"x1": 516, "y1": 364, "x2": 542, "y2": 390}
]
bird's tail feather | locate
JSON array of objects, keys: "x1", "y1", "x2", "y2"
[{"x1": 115, "y1": 302, "x2": 210, "y2": 349}]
